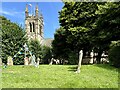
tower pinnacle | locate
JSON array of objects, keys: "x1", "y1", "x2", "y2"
[
  {"x1": 35, "y1": 4, "x2": 39, "y2": 17},
  {"x1": 25, "y1": 4, "x2": 29, "y2": 17}
]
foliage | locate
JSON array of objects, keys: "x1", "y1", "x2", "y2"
[
  {"x1": 28, "y1": 39, "x2": 42, "y2": 61},
  {"x1": 2, "y1": 64, "x2": 118, "y2": 88},
  {"x1": 68, "y1": 51, "x2": 78, "y2": 65},
  {"x1": 41, "y1": 46, "x2": 52, "y2": 64},
  {"x1": 92, "y1": 2, "x2": 120, "y2": 63},
  {"x1": 53, "y1": 2, "x2": 120, "y2": 64},
  {"x1": 110, "y1": 40, "x2": 120, "y2": 48},
  {"x1": 108, "y1": 41, "x2": 120, "y2": 68},
  {"x1": 0, "y1": 16, "x2": 27, "y2": 64},
  {"x1": 52, "y1": 27, "x2": 71, "y2": 60}
]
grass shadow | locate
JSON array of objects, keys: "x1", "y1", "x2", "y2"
[
  {"x1": 67, "y1": 66, "x2": 77, "y2": 72},
  {"x1": 93, "y1": 64, "x2": 118, "y2": 71}
]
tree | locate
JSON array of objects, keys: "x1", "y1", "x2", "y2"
[
  {"x1": 59, "y1": 2, "x2": 99, "y2": 52},
  {"x1": 55, "y1": 2, "x2": 99, "y2": 69},
  {"x1": 0, "y1": 16, "x2": 27, "y2": 64},
  {"x1": 28, "y1": 39, "x2": 42, "y2": 61},
  {"x1": 53, "y1": 2, "x2": 120, "y2": 71},
  {"x1": 91, "y1": 2, "x2": 120, "y2": 63},
  {"x1": 52, "y1": 27, "x2": 71, "y2": 61},
  {"x1": 41, "y1": 45, "x2": 53, "y2": 64},
  {"x1": 58, "y1": 2, "x2": 120, "y2": 64}
]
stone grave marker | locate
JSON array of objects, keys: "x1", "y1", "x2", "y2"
[
  {"x1": 0, "y1": 58, "x2": 2, "y2": 66},
  {"x1": 7, "y1": 56, "x2": 13, "y2": 66},
  {"x1": 36, "y1": 58, "x2": 40, "y2": 66},
  {"x1": 24, "y1": 57, "x2": 29, "y2": 65}
]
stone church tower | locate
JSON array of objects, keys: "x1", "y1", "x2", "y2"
[{"x1": 25, "y1": 4, "x2": 44, "y2": 43}]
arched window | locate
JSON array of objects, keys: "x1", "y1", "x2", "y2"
[
  {"x1": 29, "y1": 23, "x2": 32, "y2": 32},
  {"x1": 33, "y1": 22, "x2": 35, "y2": 32}
]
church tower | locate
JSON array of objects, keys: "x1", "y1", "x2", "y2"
[{"x1": 25, "y1": 4, "x2": 44, "y2": 43}]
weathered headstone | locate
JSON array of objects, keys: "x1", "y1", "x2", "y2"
[
  {"x1": 56, "y1": 59, "x2": 60, "y2": 64},
  {"x1": 24, "y1": 57, "x2": 29, "y2": 65},
  {"x1": 7, "y1": 56, "x2": 13, "y2": 66},
  {"x1": 49, "y1": 58, "x2": 54, "y2": 65},
  {"x1": 28, "y1": 56, "x2": 32, "y2": 65},
  {"x1": 36, "y1": 58, "x2": 40, "y2": 66},
  {"x1": 76, "y1": 50, "x2": 83, "y2": 73},
  {"x1": 0, "y1": 58, "x2": 2, "y2": 66},
  {"x1": 32, "y1": 55, "x2": 36, "y2": 65}
]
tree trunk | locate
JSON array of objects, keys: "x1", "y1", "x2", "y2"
[
  {"x1": 90, "y1": 50, "x2": 94, "y2": 64},
  {"x1": 76, "y1": 50, "x2": 83, "y2": 73},
  {"x1": 96, "y1": 51, "x2": 103, "y2": 64}
]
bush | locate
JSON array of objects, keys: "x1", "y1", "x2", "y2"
[{"x1": 108, "y1": 46, "x2": 120, "y2": 68}]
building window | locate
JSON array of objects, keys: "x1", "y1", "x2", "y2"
[
  {"x1": 33, "y1": 22, "x2": 35, "y2": 32},
  {"x1": 29, "y1": 23, "x2": 32, "y2": 32}
]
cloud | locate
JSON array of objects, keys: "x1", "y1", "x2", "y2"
[
  {"x1": 0, "y1": 10, "x2": 14, "y2": 16},
  {"x1": 0, "y1": 9, "x2": 24, "y2": 18}
]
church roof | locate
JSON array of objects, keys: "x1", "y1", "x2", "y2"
[{"x1": 42, "y1": 38, "x2": 53, "y2": 47}]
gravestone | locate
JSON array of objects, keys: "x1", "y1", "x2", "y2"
[
  {"x1": 76, "y1": 50, "x2": 83, "y2": 73},
  {"x1": 49, "y1": 58, "x2": 54, "y2": 65},
  {"x1": 90, "y1": 50, "x2": 94, "y2": 64},
  {"x1": 36, "y1": 58, "x2": 40, "y2": 66},
  {"x1": 28, "y1": 56, "x2": 32, "y2": 65},
  {"x1": 24, "y1": 57, "x2": 29, "y2": 65},
  {"x1": 34, "y1": 57, "x2": 40, "y2": 67},
  {"x1": 32, "y1": 55, "x2": 36, "y2": 65},
  {"x1": 0, "y1": 58, "x2": 2, "y2": 66},
  {"x1": 7, "y1": 56, "x2": 13, "y2": 66}
]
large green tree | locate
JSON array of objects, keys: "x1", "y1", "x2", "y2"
[
  {"x1": 91, "y1": 2, "x2": 120, "y2": 63},
  {"x1": 0, "y1": 16, "x2": 27, "y2": 64},
  {"x1": 53, "y1": 2, "x2": 120, "y2": 70},
  {"x1": 53, "y1": 2, "x2": 99, "y2": 65}
]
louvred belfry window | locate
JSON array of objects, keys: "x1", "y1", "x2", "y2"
[
  {"x1": 29, "y1": 23, "x2": 32, "y2": 32},
  {"x1": 33, "y1": 22, "x2": 35, "y2": 32}
]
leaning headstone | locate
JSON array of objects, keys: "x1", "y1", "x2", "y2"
[
  {"x1": 49, "y1": 58, "x2": 54, "y2": 65},
  {"x1": 0, "y1": 58, "x2": 2, "y2": 66},
  {"x1": 7, "y1": 56, "x2": 13, "y2": 66},
  {"x1": 76, "y1": 50, "x2": 83, "y2": 73},
  {"x1": 24, "y1": 57, "x2": 29, "y2": 65}
]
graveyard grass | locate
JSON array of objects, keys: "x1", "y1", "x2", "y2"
[{"x1": 2, "y1": 64, "x2": 118, "y2": 88}]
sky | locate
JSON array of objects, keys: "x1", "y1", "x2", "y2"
[{"x1": 0, "y1": 2, "x2": 64, "y2": 39}]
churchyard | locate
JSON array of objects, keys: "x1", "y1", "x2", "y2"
[
  {"x1": 2, "y1": 64, "x2": 118, "y2": 88},
  {"x1": 1, "y1": 2, "x2": 120, "y2": 89}
]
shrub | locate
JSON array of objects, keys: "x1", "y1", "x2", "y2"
[{"x1": 108, "y1": 46, "x2": 120, "y2": 68}]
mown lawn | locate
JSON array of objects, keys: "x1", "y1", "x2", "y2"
[{"x1": 2, "y1": 64, "x2": 118, "y2": 88}]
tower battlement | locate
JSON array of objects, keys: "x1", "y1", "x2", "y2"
[{"x1": 25, "y1": 4, "x2": 44, "y2": 43}]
